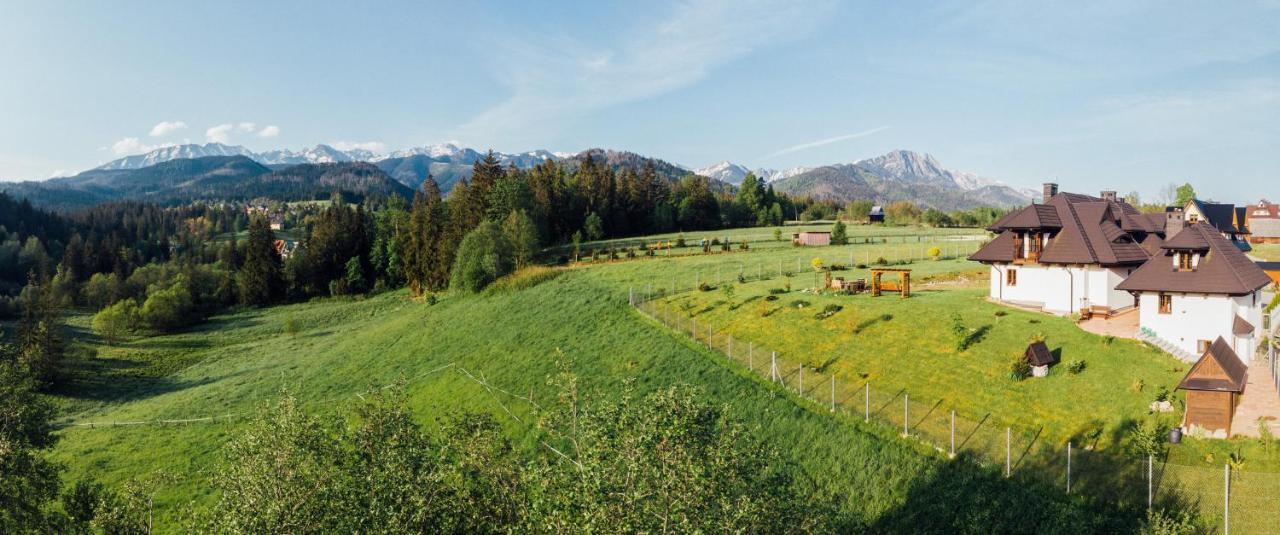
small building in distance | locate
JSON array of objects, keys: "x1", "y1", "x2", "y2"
[
  {"x1": 793, "y1": 231, "x2": 831, "y2": 247},
  {"x1": 1177, "y1": 337, "x2": 1247, "y2": 438},
  {"x1": 1246, "y1": 199, "x2": 1280, "y2": 244},
  {"x1": 1024, "y1": 340, "x2": 1057, "y2": 377},
  {"x1": 869, "y1": 205, "x2": 885, "y2": 223}
]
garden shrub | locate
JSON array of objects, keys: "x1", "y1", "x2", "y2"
[
  {"x1": 1067, "y1": 359, "x2": 1086, "y2": 374},
  {"x1": 789, "y1": 299, "x2": 810, "y2": 309},
  {"x1": 1009, "y1": 355, "x2": 1031, "y2": 381},
  {"x1": 814, "y1": 304, "x2": 842, "y2": 320},
  {"x1": 675, "y1": 235, "x2": 686, "y2": 248},
  {"x1": 698, "y1": 282, "x2": 713, "y2": 292},
  {"x1": 874, "y1": 257, "x2": 888, "y2": 265},
  {"x1": 1138, "y1": 509, "x2": 1196, "y2": 535},
  {"x1": 738, "y1": 242, "x2": 749, "y2": 250},
  {"x1": 927, "y1": 246, "x2": 941, "y2": 259}
]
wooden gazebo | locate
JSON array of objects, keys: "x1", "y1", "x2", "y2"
[
  {"x1": 1177, "y1": 337, "x2": 1247, "y2": 437},
  {"x1": 869, "y1": 268, "x2": 911, "y2": 298}
]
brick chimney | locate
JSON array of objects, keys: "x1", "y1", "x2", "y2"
[
  {"x1": 1165, "y1": 210, "x2": 1185, "y2": 236},
  {"x1": 1100, "y1": 191, "x2": 1117, "y2": 202},
  {"x1": 1042, "y1": 183, "x2": 1058, "y2": 203}
]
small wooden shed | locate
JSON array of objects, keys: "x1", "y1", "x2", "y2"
[
  {"x1": 869, "y1": 206, "x2": 885, "y2": 223},
  {"x1": 793, "y1": 231, "x2": 831, "y2": 246},
  {"x1": 1024, "y1": 340, "x2": 1057, "y2": 377},
  {"x1": 1177, "y1": 337, "x2": 1247, "y2": 437}
]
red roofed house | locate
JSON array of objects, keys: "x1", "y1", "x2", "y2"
[{"x1": 1246, "y1": 199, "x2": 1280, "y2": 244}]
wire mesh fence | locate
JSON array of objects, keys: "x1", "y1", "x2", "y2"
[{"x1": 632, "y1": 289, "x2": 1277, "y2": 533}]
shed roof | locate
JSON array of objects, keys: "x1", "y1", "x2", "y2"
[
  {"x1": 1024, "y1": 341, "x2": 1056, "y2": 367},
  {"x1": 1233, "y1": 315, "x2": 1255, "y2": 336},
  {"x1": 1177, "y1": 337, "x2": 1247, "y2": 392}
]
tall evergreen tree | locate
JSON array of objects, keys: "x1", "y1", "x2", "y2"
[
  {"x1": 17, "y1": 272, "x2": 62, "y2": 386},
  {"x1": 238, "y1": 215, "x2": 283, "y2": 307}
]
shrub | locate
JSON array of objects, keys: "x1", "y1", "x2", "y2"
[
  {"x1": 951, "y1": 313, "x2": 970, "y2": 351},
  {"x1": 425, "y1": 294, "x2": 438, "y2": 306},
  {"x1": 994, "y1": 310, "x2": 1008, "y2": 317},
  {"x1": 1127, "y1": 418, "x2": 1167, "y2": 459},
  {"x1": 1138, "y1": 509, "x2": 1196, "y2": 535},
  {"x1": 1009, "y1": 355, "x2": 1031, "y2": 381},
  {"x1": 449, "y1": 221, "x2": 514, "y2": 293},
  {"x1": 141, "y1": 281, "x2": 196, "y2": 332},
  {"x1": 738, "y1": 242, "x2": 749, "y2": 251},
  {"x1": 855, "y1": 263, "x2": 867, "y2": 269},
  {"x1": 814, "y1": 304, "x2": 842, "y2": 320},
  {"x1": 1067, "y1": 359, "x2": 1086, "y2": 374},
  {"x1": 810, "y1": 258, "x2": 823, "y2": 271},
  {"x1": 789, "y1": 300, "x2": 810, "y2": 309},
  {"x1": 773, "y1": 228, "x2": 782, "y2": 241},
  {"x1": 698, "y1": 282, "x2": 712, "y2": 292},
  {"x1": 675, "y1": 234, "x2": 686, "y2": 247},
  {"x1": 93, "y1": 298, "x2": 140, "y2": 345},
  {"x1": 1131, "y1": 378, "x2": 1145, "y2": 393},
  {"x1": 711, "y1": 238, "x2": 721, "y2": 246},
  {"x1": 874, "y1": 257, "x2": 888, "y2": 265},
  {"x1": 830, "y1": 220, "x2": 848, "y2": 245},
  {"x1": 721, "y1": 241, "x2": 731, "y2": 252},
  {"x1": 1102, "y1": 335, "x2": 1115, "y2": 346},
  {"x1": 927, "y1": 246, "x2": 941, "y2": 259}
]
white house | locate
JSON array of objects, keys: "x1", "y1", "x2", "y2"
[
  {"x1": 969, "y1": 184, "x2": 1164, "y2": 316},
  {"x1": 1116, "y1": 221, "x2": 1271, "y2": 363}
]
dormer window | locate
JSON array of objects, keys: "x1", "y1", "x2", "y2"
[
  {"x1": 1177, "y1": 252, "x2": 1193, "y2": 271},
  {"x1": 1189, "y1": 214, "x2": 1199, "y2": 223}
]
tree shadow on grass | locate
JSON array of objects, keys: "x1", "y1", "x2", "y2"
[
  {"x1": 852, "y1": 314, "x2": 894, "y2": 334},
  {"x1": 963, "y1": 325, "x2": 992, "y2": 348},
  {"x1": 867, "y1": 452, "x2": 1144, "y2": 534},
  {"x1": 53, "y1": 354, "x2": 238, "y2": 403}
]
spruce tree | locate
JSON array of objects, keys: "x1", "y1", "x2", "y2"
[{"x1": 238, "y1": 215, "x2": 282, "y2": 307}]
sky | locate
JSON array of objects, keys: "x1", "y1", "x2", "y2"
[{"x1": 1, "y1": 0, "x2": 1277, "y2": 202}]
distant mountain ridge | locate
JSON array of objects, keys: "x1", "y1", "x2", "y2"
[
  {"x1": 693, "y1": 161, "x2": 811, "y2": 185},
  {"x1": 770, "y1": 150, "x2": 1033, "y2": 210}
]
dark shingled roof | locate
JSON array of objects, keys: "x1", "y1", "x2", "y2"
[
  {"x1": 1116, "y1": 222, "x2": 1274, "y2": 295},
  {"x1": 970, "y1": 191, "x2": 1155, "y2": 266},
  {"x1": 1233, "y1": 315, "x2": 1254, "y2": 336},
  {"x1": 1024, "y1": 341, "x2": 1056, "y2": 367},
  {"x1": 1177, "y1": 337, "x2": 1247, "y2": 392},
  {"x1": 1191, "y1": 200, "x2": 1242, "y2": 235},
  {"x1": 1161, "y1": 227, "x2": 1211, "y2": 250},
  {"x1": 1236, "y1": 207, "x2": 1248, "y2": 233}
]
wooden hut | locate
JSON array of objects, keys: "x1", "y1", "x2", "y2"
[
  {"x1": 793, "y1": 231, "x2": 831, "y2": 246},
  {"x1": 1177, "y1": 337, "x2": 1247, "y2": 438},
  {"x1": 869, "y1": 205, "x2": 885, "y2": 223},
  {"x1": 1024, "y1": 340, "x2": 1057, "y2": 377}
]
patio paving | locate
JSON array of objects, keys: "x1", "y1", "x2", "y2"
[
  {"x1": 1075, "y1": 308, "x2": 1140, "y2": 339},
  {"x1": 1232, "y1": 353, "x2": 1280, "y2": 438}
]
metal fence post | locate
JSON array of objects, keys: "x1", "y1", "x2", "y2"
[
  {"x1": 830, "y1": 375, "x2": 835, "y2": 412},
  {"x1": 749, "y1": 342, "x2": 754, "y2": 371},
  {"x1": 902, "y1": 394, "x2": 909, "y2": 437},
  {"x1": 799, "y1": 365, "x2": 804, "y2": 396},
  {"x1": 629, "y1": 287, "x2": 633, "y2": 306},
  {"x1": 1148, "y1": 455, "x2": 1153, "y2": 510},
  {"x1": 1067, "y1": 442, "x2": 1072, "y2": 494},
  {"x1": 771, "y1": 352, "x2": 779, "y2": 383},
  {"x1": 949, "y1": 410, "x2": 955, "y2": 458},
  {"x1": 1224, "y1": 464, "x2": 1230, "y2": 535},
  {"x1": 1005, "y1": 428, "x2": 1011, "y2": 477},
  {"x1": 864, "y1": 383, "x2": 869, "y2": 422}
]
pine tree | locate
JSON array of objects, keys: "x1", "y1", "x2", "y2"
[
  {"x1": 17, "y1": 272, "x2": 62, "y2": 386},
  {"x1": 238, "y1": 215, "x2": 282, "y2": 307}
]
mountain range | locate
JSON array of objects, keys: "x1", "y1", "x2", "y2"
[{"x1": 5, "y1": 143, "x2": 1034, "y2": 212}]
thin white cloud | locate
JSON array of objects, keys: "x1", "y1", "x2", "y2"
[
  {"x1": 149, "y1": 120, "x2": 187, "y2": 137},
  {"x1": 258, "y1": 125, "x2": 280, "y2": 138},
  {"x1": 459, "y1": 0, "x2": 836, "y2": 145},
  {"x1": 238, "y1": 122, "x2": 257, "y2": 132},
  {"x1": 766, "y1": 126, "x2": 892, "y2": 158},
  {"x1": 111, "y1": 137, "x2": 173, "y2": 156},
  {"x1": 331, "y1": 140, "x2": 386, "y2": 153},
  {"x1": 206, "y1": 124, "x2": 235, "y2": 144}
]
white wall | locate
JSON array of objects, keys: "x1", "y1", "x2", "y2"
[
  {"x1": 989, "y1": 263, "x2": 1134, "y2": 315},
  {"x1": 1137, "y1": 291, "x2": 1264, "y2": 364}
]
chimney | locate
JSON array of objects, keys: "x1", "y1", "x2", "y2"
[
  {"x1": 1042, "y1": 183, "x2": 1058, "y2": 203},
  {"x1": 1165, "y1": 211, "x2": 1184, "y2": 236},
  {"x1": 1100, "y1": 191, "x2": 1117, "y2": 202}
]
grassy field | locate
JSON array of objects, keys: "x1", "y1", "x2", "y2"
[
  {"x1": 40, "y1": 224, "x2": 1267, "y2": 531},
  {"x1": 1251, "y1": 243, "x2": 1280, "y2": 261}
]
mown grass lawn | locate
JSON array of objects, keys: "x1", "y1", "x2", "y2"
[
  {"x1": 1251, "y1": 243, "x2": 1280, "y2": 261},
  {"x1": 654, "y1": 279, "x2": 1187, "y2": 454}
]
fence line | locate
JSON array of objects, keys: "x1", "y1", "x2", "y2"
[{"x1": 631, "y1": 286, "x2": 1278, "y2": 533}]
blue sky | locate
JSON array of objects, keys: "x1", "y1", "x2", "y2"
[{"x1": 1, "y1": 0, "x2": 1277, "y2": 202}]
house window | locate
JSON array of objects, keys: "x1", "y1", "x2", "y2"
[
  {"x1": 1197, "y1": 340, "x2": 1212, "y2": 354},
  {"x1": 1006, "y1": 269, "x2": 1017, "y2": 286},
  {"x1": 1177, "y1": 252, "x2": 1193, "y2": 271},
  {"x1": 1158, "y1": 294, "x2": 1172, "y2": 314},
  {"x1": 1189, "y1": 213, "x2": 1199, "y2": 223}
]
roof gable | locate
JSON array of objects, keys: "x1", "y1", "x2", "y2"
[
  {"x1": 1177, "y1": 337, "x2": 1246, "y2": 392},
  {"x1": 1117, "y1": 222, "x2": 1273, "y2": 295}
]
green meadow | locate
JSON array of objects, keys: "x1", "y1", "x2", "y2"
[{"x1": 41, "y1": 224, "x2": 1272, "y2": 531}]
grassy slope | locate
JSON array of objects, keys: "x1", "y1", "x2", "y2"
[{"x1": 51, "y1": 230, "x2": 1141, "y2": 532}]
